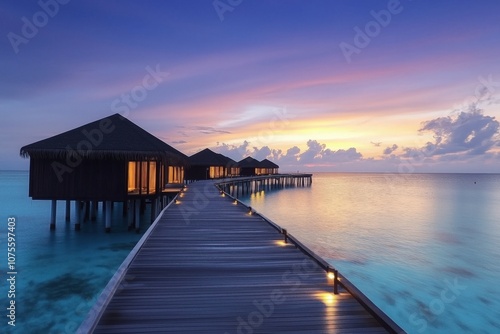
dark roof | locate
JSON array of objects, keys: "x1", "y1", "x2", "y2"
[
  {"x1": 189, "y1": 148, "x2": 225, "y2": 166},
  {"x1": 260, "y1": 159, "x2": 279, "y2": 168},
  {"x1": 216, "y1": 153, "x2": 238, "y2": 168},
  {"x1": 20, "y1": 113, "x2": 187, "y2": 164},
  {"x1": 238, "y1": 156, "x2": 262, "y2": 168},
  {"x1": 189, "y1": 148, "x2": 238, "y2": 167}
]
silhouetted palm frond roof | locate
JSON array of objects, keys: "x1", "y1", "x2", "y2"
[
  {"x1": 260, "y1": 159, "x2": 279, "y2": 168},
  {"x1": 20, "y1": 114, "x2": 187, "y2": 165},
  {"x1": 237, "y1": 156, "x2": 261, "y2": 168}
]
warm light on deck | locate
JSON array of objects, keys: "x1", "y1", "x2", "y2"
[
  {"x1": 314, "y1": 292, "x2": 337, "y2": 306},
  {"x1": 327, "y1": 272, "x2": 335, "y2": 280},
  {"x1": 233, "y1": 200, "x2": 238, "y2": 205},
  {"x1": 274, "y1": 240, "x2": 291, "y2": 247},
  {"x1": 175, "y1": 199, "x2": 180, "y2": 204}
]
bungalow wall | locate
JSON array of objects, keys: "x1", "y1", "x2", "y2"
[
  {"x1": 239, "y1": 167, "x2": 257, "y2": 176},
  {"x1": 186, "y1": 165, "x2": 226, "y2": 180},
  {"x1": 29, "y1": 158, "x2": 127, "y2": 201}
]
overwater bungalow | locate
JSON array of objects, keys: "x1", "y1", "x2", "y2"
[
  {"x1": 186, "y1": 148, "x2": 239, "y2": 180},
  {"x1": 258, "y1": 158, "x2": 279, "y2": 175},
  {"x1": 20, "y1": 113, "x2": 187, "y2": 232},
  {"x1": 237, "y1": 156, "x2": 262, "y2": 176}
]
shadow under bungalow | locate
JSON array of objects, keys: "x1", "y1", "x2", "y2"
[{"x1": 20, "y1": 113, "x2": 280, "y2": 232}]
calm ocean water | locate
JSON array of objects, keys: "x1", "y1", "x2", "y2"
[
  {"x1": 241, "y1": 173, "x2": 500, "y2": 334},
  {"x1": 0, "y1": 171, "x2": 148, "y2": 334},
  {"x1": 1, "y1": 171, "x2": 499, "y2": 333}
]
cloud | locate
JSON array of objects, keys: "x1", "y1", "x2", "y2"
[
  {"x1": 298, "y1": 140, "x2": 362, "y2": 164},
  {"x1": 212, "y1": 139, "x2": 361, "y2": 168},
  {"x1": 279, "y1": 146, "x2": 301, "y2": 165},
  {"x1": 299, "y1": 140, "x2": 325, "y2": 163},
  {"x1": 383, "y1": 144, "x2": 398, "y2": 155},
  {"x1": 321, "y1": 147, "x2": 362, "y2": 163},
  {"x1": 416, "y1": 105, "x2": 499, "y2": 157},
  {"x1": 192, "y1": 126, "x2": 231, "y2": 135},
  {"x1": 212, "y1": 141, "x2": 251, "y2": 161},
  {"x1": 371, "y1": 141, "x2": 382, "y2": 147},
  {"x1": 209, "y1": 107, "x2": 499, "y2": 172}
]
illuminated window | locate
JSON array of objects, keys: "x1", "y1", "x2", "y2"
[
  {"x1": 128, "y1": 161, "x2": 138, "y2": 193},
  {"x1": 167, "y1": 166, "x2": 184, "y2": 184},
  {"x1": 127, "y1": 161, "x2": 157, "y2": 195}
]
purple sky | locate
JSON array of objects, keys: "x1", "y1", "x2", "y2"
[{"x1": 1, "y1": 0, "x2": 499, "y2": 172}]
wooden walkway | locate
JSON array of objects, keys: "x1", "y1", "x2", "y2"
[{"x1": 80, "y1": 180, "x2": 401, "y2": 333}]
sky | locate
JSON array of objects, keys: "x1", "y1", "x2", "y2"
[{"x1": 1, "y1": 0, "x2": 500, "y2": 172}]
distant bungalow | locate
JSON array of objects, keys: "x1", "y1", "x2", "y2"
[
  {"x1": 238, "y1": 157, "x2": 279, "y2": 176},
  {"x1": 259, "y1": 158, "x2": 279, "y2": 175},
  {"x1": 186, "y1": 148, "x2": 240, "y2": 180},
  {"x1": 20, "y1": 113, "x2": 187, "y2": 232}
]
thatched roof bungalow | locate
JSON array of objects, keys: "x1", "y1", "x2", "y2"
[
  {"x1": 186, "y1": 148, "x2": 239, "y2": 180},
  {"x1": 259, "y1": 159, "x2": 279, "y2": 175},
  {"x1": 20, "y1": 113, "x2": 187, "y2": 231},
  {"x1": 20, "y1": 113, "x2": 187, "y2": 202},
  {"x1": 237, "y1": 156, "x2": 262, "y2": 176}
]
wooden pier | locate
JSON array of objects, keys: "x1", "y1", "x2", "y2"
[
  {"x1": 218, "y1": 173, "x2": 313, "y2": 198},
  {"x1": 78, "y1": 177, "x2": 404, "y2": 333}
]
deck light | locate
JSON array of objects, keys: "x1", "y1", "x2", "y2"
[
  {"x1": 233, "y1": 200, "x2": 238, "y2": 205},
  {"x1": 327, "y1": 268, "x2": 339, "y2": 294},
  {"x1": 248, "y1": 207, "x2": 253, "y2": 215},
  {"x1": 175, "y1": 199, "x2": 180, "y2": 204}
]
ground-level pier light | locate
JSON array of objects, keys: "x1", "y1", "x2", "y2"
[{"x1": 327, "y1": 267, "x2": 339, "y2": 295}]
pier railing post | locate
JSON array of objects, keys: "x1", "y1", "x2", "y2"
[{"x1": 333, "y1": 270, "x2": 339, "y2": 295}]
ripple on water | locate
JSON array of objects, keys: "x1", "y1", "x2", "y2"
[{"x1": 442, "y1": 267, "x2": 476, "y2": 278}]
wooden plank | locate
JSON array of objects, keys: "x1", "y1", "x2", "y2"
[{"x1": 81, "y1": 180, "x2": 402, "y2": 333}]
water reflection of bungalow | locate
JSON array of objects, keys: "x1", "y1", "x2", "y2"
[
  {"x1": 20, "y1": 114, "x2": 187, "y2": 232},
  {"x1": 258, "y1": 159, "x2": 279, "y2": 175},
  {"x1": 186, "y1": 148, "x2": 239, "y2": 180}
]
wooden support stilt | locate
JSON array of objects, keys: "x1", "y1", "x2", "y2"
[
  {"x1": 105, "y1": 201, "x2": 112, "y2": 233},
  {"x1": 84, "y1": 201, "x2": 90, "y2": 221},
  {"x1": 90, "y1": 201, "x2": 97, "y2": 221},
  {"x1": 140, "y1": 200, "x2": 145, "y2": 215},
  {"x1": 135, "y1": 199, "x2": 141, "y2": 233},
  {"x1": 75, "y1": 201, "x2": 81, "y2": 231},
  {"x1": 65, "y1": 200, "x2": 70, "y2": 222},
  {"x1": 50, "y1": 200, "x2": 56, "y2": 230},
  {"x1": 127, "y1": 200, "x2": 134, "y2": 231},
  {"x1": 151, "y1": 198, "x2": 157, "y2": 224}
]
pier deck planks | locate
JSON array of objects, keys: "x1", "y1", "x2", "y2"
[{"x1": 92, "y1": 181, "x2": 390, "y2": 333}]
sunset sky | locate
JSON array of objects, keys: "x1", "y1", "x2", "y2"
[{"x1": 1, "y1": 0, "x2": 499, "y2": 172}]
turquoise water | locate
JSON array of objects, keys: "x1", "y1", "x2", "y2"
[
  {"x1": 2, "y1": 171, "x2": 499, "y2": 333},
  {"x1": 241, "y1": 173, "x2": 500, "y2": 333},
  {"x1": 0, "y1": 171, "x2": 149, "y2": 334}
]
